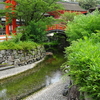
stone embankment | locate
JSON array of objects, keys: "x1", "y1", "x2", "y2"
[
  {"x1": 0, "y1": 45, "x2": 45, "y2": 67},
  {"x1": 0, "y1": 45, "x2": 46, "y2": 79},
  {"x1": 0, "y1": 58, "x2": 44, "y2": 79}
]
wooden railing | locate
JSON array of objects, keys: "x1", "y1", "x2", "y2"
[
  {"x1": 46, "y1": 24, "x2": 66, "y2": 31},
  {"x1": 0, "y1": 24, "x2": 66, "y2": 42},
  {"x1": 0, "y1": 35, "x2": 12, "y2": 42}
]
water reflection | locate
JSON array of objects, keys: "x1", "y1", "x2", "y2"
[{"x1": 45, "y1": 70, "x2": 62, "y2": 86}]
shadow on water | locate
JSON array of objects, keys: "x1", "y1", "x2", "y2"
[{"x1": 0, "y1": 53, "x2": 66, "y2": 100}]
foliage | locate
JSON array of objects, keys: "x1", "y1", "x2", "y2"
[
  {"x1": 64, "y1": 34, "x2": 100, "y2": 100},
  {"x1": 0, "y1": 0, "x2": 63, "y2": 43},
  {"x1": 0, "y1": 2, "x2": 15, "y2": 24},
  {"x1": 0, "y1": 40, "x2": 38, "y2": 50},
  {"x1": 15, "y1": 0, "x2": 62, "y2": 25},
  {"x1": 11, "y1": 33, "x2": 22, "y2": 43},
  {"x1": 65, "y1": 10, "x2": 100, "y2": 42},
  {"x1": 14, "y1": 0, "x2": 63, "y2": 43},
  {"x1": 61, "y1": 0, "x2": 77, "y2": 2},
  {"x1": 77, "y1": 0, "x2": 100, "y2": 10},
  {"x1": 19, "y1": 20, "x2": 47, "y2": 43},
  {"x1": 89, "y1": 31, "x2": 100, "y2": 43},
  {"x1": 0, "y1": 0, "x2": 62, "y2": 25},
  {"x1": 60, "y1": 12, "x2": 79, "y2": 25},
  {"x1": 43, "y1": 32, "x2": 67, "y2": 52},
  {"x1": 63, "y1": 9, "x2": 100, "y2": 100}
]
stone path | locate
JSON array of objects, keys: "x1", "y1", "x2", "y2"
[
  {"x1": 0, "y1": 58, "x2": 44, "y2": 80},
  {"x1": 23, "y1": 76, "x2": 70, "y2": 100}
]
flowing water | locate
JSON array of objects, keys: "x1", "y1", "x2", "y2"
[{"x1": 0, "y1": 53, "x2": 65, "y2": 100}]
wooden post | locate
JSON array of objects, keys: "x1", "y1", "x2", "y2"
[
  {"x1": 5, "y1": 0, "x2": 17, "y2": 35},
  {"x1": 5, "y1": 0, "x2": 11, "y2": 36},
  {"x1": 12, "y1": 18, "x2": 16, "y2": 33},
  {"x1": 11, "y1": 0, "x2": 17, "y2": 34},
  {"x1": 5, "y1": 16, "x2": 10, "y2": 35}
]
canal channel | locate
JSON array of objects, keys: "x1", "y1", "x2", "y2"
[{"x1": 0, "y1": 53, "x2": 66, "y2": 100}]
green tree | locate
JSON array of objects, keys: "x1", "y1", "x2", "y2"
[
  {"x1": 15, "y1": 0, "x2": 62, "y2": 25},
  {"x1": 60, "y1": 12, "x2": 78, "y2": 25},
  {"x1": 0, "y1": 2, "x2": 13, "y2": 24},
  {"x1": 15, "y1": 0, "x2": 63, "y2": 43},
  {"x1": 77, "y1": 0, "x2": 100, "y2": 10},
  {"x1": 0, "y1": 0, "x2": 63, "y2": 43},
  {"x1": 20, "y1": 20, "x2": 47, "y2": 43}
]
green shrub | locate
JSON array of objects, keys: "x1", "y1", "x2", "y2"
[
  {"x1": 20, "y1": 20, "x2": 47, "y2": 43},
  {"x1": 65, "y1": 10, "x2": 100, "y2": 42},
  {"x1": 11, "y1": 33, "x2": 22, "y2": 43},
  {"x1": 64, "y1": 36, "x2": 100, "y2": 100},
  {"x1": 0, "y1": 41, "x2": 21, "y2": 50},
  {"x1": 89, "y1": 31, "x2": 100, "y2": 43},
  {"x1": 18, "y1": 41, "x2": 38, "y2": 50},
  {"x1": 0, "y1": 41, "x2": 38, "y2": 50},
  {"x1": 60, "y1": 12, "x2": 79, "y2": 24}
]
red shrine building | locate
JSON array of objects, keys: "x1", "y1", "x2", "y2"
[
  {"x1": 46, "y1": 2, "x2": 87, "y2": 33},
  {"x1": 0, "y1": 0, "x2": 17, "y2": 41},
  {"x1": 0, "y1": 1, "x2": 87, "y2": 41}
]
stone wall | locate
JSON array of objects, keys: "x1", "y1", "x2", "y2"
[{"x1": 0, "y1": 45, "x2": 46, "y2": 67}]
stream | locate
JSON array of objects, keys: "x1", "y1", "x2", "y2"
[
  {"x1": 0, "y1": 53, "x2": 65, "y2": 100},
  {"x1": 45, "y1": 70, "x2": 62, "y2": 86}
]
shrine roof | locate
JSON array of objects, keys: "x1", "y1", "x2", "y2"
[
  {"x1": 0, "y1": 1, "x2": 87, "y2": 12},
  {"x1": 89, "y1": 5, "x2": 100, "y2": 11},
  {"x1": 57, "y1": 2, "x2": 87, "y2": 12}
]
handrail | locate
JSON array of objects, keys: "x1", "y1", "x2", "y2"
[{"x1": 46, "y1": 24, "x2": 66, "y2": 31}]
